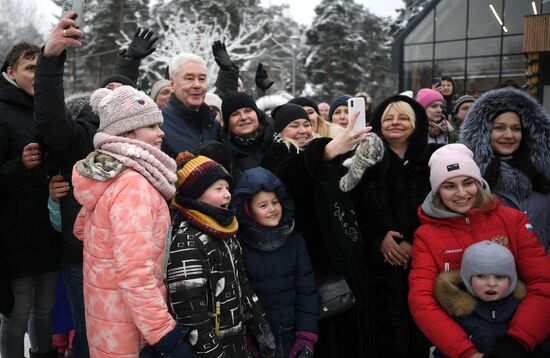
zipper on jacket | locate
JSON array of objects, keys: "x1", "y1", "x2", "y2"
[
  {"x1": 465, "y1": 216, "x2": 471, "y2": 231},
  {"x1": 215, "y1": 301, "x2": 221, "y2": 336},
  {"x1": 492, "y1": 310, "x2": 496, "y2": 320}
]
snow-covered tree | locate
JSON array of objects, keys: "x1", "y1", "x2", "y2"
[
  {"x1": 119, "y1": 8, "x2": 271, "y2": 89},
  {"x1": 304, "y1": 0, "x2": 395, "y2": 102},
  {"x1": 390, "y1": 0, "x2": 432, "y2": 36},
  {"x1": 0, "y1": 0, "x2": 43, "y2": 62}
]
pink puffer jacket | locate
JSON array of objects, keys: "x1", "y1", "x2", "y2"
[{"x1": 73, "y1": 168, "x2": 176, "y2": 357}]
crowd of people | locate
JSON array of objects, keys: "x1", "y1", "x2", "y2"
[{"x1": 0, "y1": 11, "x2": 549, "y2": 358}]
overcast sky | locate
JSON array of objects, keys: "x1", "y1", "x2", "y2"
[
  {"x1": 36, "y1": 1, "x2": 405, "y2": 31},
  {"x1": 260, "y1": 0, "x2": 405, "y2": 24}
]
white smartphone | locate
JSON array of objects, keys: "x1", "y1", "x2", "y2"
[
  {"x1": 61, "y1": 0, "x2": 86, "y2": 31},
  {"x1": 347, "y1": 97, "x2": 366, "y2": 132}
]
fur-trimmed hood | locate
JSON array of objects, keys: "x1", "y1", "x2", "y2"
[
  {"x1": 435, "y1": 270, "x2": 526, "y2": 318},
  {"x1": 460, "y1": 88, "x2": 550, "y2": 182},
  {"x1": 65, "y1": 92, "x2": 92, "y2": 120}
]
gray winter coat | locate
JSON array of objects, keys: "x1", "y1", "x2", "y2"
[{"x1": 460, "y1": 88, "x2": 550, "y2": 253}]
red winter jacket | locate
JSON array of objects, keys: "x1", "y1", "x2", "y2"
[{"x1": 409, "y1": 201, "x2": 550, "y2": 358}]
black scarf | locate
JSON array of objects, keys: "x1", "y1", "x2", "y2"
[{"x1": 240, "y1": 219, "x2": 295, "y2": 252}]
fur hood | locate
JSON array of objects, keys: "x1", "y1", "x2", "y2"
[
  {"x1": 370, "y1": 94, "x2": 429, "y2": 162},
  {"x1": 65, "y1": 92, "x2": 92, "y2": 120},
  {"x1": 435, "y1": 270, "x2": 526, "y2": 318},
  {"x1": 460, "y1": 88, "x2": 550, "y2": 182}
]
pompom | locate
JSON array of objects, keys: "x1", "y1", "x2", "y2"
[
  {"x1": 90, "y1": 88, "x2": 112, "y2": 114},
  {"x1": 176, "y1": 151, "x2": 195, "y2": 166}
]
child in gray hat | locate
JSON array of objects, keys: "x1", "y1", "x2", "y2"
[{"x1": 434, "y1": 240, "x2": 549, "y2": 357}]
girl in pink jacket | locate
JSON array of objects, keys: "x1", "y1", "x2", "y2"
[{"x1": 72, "y1": 86, "x2": 193, "y2": 358}]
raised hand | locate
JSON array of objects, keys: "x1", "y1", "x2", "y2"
[
  {"x1": 211, "y1": 40, "x2": 235, "y2": 71},
  {"x1": 43, "y1": 12, "x2": 83, "y2": 58},
  {"x1": 255, "y1": 63, "x2": 274, "y2": 91},
  {"x1": 125, "y1": 27, "x2": 158, "y2": 60},
  {"x1": 324, "y1": 110, "x2": 370, "y2": 161}
]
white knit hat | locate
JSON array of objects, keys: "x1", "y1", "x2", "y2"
[
  {"x1": 91, "y1": 86, "x2": 164, "y2": 136},
  {"x1": 428, "y1": 143, "x2": 483, "y2": 192},
  {"x1": 460, "y1": 240, "x2": 517, "y2": 297}
]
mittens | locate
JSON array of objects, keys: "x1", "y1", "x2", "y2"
[
  {"x1": 288, "y1": 331, "x2": 318, "y2": 358},
  {"x1": 339, "y1": 132, "x2": 384, "y2": 192},
  {"x1": 152, "y1": 323, "x2": 194, "y2": 358}
]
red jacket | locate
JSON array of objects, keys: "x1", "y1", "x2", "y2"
[{"x1": 409, "y1": 202, "x2": 550, "y2": 358}]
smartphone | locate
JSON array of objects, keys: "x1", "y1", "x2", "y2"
[
  {"x1": 61, "y1": 0, "x2": 86, "y2": 30},
  {"x1": 347, "y1": 97, "x2": 366, "y2": 132},
  {"x1": 432, "y1": 77, "x2": 442, "y2": 86}
]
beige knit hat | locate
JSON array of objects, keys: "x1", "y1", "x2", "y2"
[{"x1": 91, "y1": 86, "x2": 164, "y2": 136}]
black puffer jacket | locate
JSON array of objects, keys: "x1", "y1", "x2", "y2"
[
  {"x1": 0, "y1": 73, "x2": 60, "y2": 278},
  {"x1": 34, "y1": 51, "x2": 99, "y2": 263},
  {"x1": 352, "y1": 95, "x2": 435, "y2": 357}
]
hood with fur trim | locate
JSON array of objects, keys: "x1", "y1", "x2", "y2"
[
  {"x1": 459, "y1": 88, "x2": 550, "y2": 187},
  {"x1": 435, "y1": 270, "x2": 526, "y2": 318},
  {"x1": 65, "y1": 92, "x2": 92, "y2": 120},
  {"x1": 370, "y1": 94, "x2": 429, "y2": 162}
]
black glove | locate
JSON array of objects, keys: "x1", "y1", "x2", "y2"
[
  {"x1": 126, "y1": 27, "x2": 158, "y2": 60},
  {"x1": 484, "y1": 336, "x2": 530, "y2": 358},
  {"x1": 255, "y1": 63, "x2": 274, "y2": 92},
  {"x1": 146, "y1": 323, "x2": 194, "y2": 358},
  {"x1": 212, "y1": 40, "x2": 236, "y2": 71}
]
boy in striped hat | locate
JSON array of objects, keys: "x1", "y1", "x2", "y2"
[{"x1": 166, "y1": 151, "x2": 276, "y2": 358}]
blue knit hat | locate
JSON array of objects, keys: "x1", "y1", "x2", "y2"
[{"x1": 328, "y1": 95, "x2": 351, "y2": 122}]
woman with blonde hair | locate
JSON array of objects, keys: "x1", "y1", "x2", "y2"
[{"x1": 289, "y1": 97, "x2": 343, "y2": 138}]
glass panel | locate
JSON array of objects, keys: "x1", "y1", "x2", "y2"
[
  {"x1": 466, "y1": 56, "x2": 500, "y2": 95},
  {"x1": 435, "y1": 0, "x2": 468, "y2": 41},
  {"x1": 544, "y1": 0, "x2": 550, "y2": 14},
  {"x1": 404, "y1": 61, "x2": 434, "y2": 92},
  {"x1": 468, "y1": 0, "x2": 503, "y2": 38},
  {"x1": 502, "y1": 35, "x2": 523, "y2": 54},
  {"x1": 435, "y1": 41, "x2": 466, "y2": 59},
  {"x1": 468, "y1": 37, "x2": 501, "y2": 57},
  {"x1": 404, "y1": 43, "x2": 433, "y2": 61},
  {"x1": 503, "y1": 0, "x2": 534, "y2": 34},
  {"x1": 405, "y1": 9, "x2": 434, "y2": 44},
  {"x1": 434, "y1": 59, "x2": 466, "y2": 95},
  {"x1": 501, "y1": 54, "x2": 526, "y2": 78}
]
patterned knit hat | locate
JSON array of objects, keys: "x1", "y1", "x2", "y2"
[
  {"x1": 175, "y1": 151, "x2": 232, "y2": 199},
  {"x1": 460, "y1": 240, "x2": 517, "y2": 297},
  {"x1": 91, "y1": 86, "x2": 164, "y2": 136}
]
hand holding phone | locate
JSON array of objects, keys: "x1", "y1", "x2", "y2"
[
  {"x1": 61, "y1": 0, "x2": 86, "y2": 31},
  {"x1": 347, "y1": 97, "x2": 366, "y2": 133}
]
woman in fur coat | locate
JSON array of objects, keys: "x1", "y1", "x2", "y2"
[
  {"x1": 339, "y1": 94, "x2": 435, "y2": 357},
  {"x1": 460, "y1": 88, "x2": 550, "y2": 253}
]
